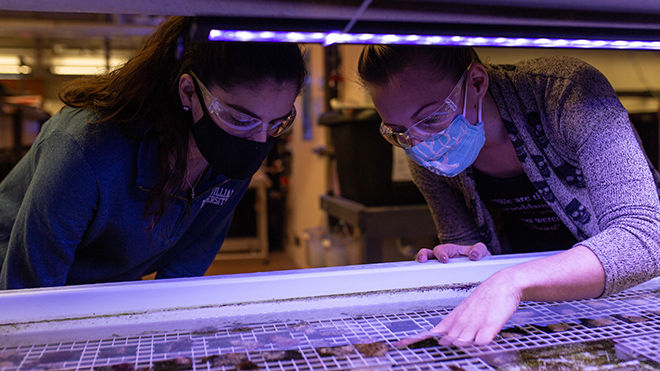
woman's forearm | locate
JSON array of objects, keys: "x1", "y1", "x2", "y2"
[
  {"x1": 423, "y1": 245, "x2": 606, "y2": 346},
  {"x1": 508, "y1": 244, "x2": 606, "y2": 302}
]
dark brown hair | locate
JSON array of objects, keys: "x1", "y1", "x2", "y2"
[
  {"x1": 59, "y1": 16, "x2": 307, "y2": 233},
  {"x1": 357, "y1": 45, "x2": 479, "y2": 86}
]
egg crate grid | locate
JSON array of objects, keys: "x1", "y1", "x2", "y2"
[
  {"x1": 2, "y1": 286, "x2": 660, "y2": 371},
  {"x1": 458, "y1": 286, "x2": 660, "y2": 360},
  {"x1": 616, "y1": 332, "x2": 660, "y2": 365}
]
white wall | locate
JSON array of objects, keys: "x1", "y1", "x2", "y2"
[
  {"x1": 475, "y1": 47, "x2": 660, "y2": 113},
  {"x1": 336, "y1": 45, "x2": 660, "y2": 113},
  {"x1": 339, "y1": 45, "x2": 372, "y2": 107},
  {"x1": 284, "y1": 44, "x2": 330, "y2": 268}
]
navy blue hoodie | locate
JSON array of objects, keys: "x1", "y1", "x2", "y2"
[{"x1": 0, "y1": 108, "x2": 250, "y2": 289}]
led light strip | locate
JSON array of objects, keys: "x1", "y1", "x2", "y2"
[{"x1": 208, "y1": 29, "x2": 660, "y2": 50}]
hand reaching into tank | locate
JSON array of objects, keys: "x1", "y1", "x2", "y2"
[
  {"x1": 392, "y1": 268, "x2": 520, "y2": 348},
  {"x1": 432, "y1": 269, "x2": 521, "y2": 346},
  {"x1": 416, "y1": 242, "x2": 490, "y2": 263},
  {"x1": 396, "y1": 246, "x2": 605, "y2": 348}
]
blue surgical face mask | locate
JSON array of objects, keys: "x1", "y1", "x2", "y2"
[{"x1": 404, "y1": 79, "x2": 485, "y2": 177}]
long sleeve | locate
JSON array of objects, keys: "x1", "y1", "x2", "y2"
[
  {"x1": 488, "y1": 56, "x2": 660, "y2": 296},
  {"x1": 409, "y1": 158, "x2": 482, "y2": 246},
  {"x1": 553, "y1": 61, "x2": 660, "y2": 296},
  {"x1": 1, "y1": 131, "x2": 99, "y2": 289}
]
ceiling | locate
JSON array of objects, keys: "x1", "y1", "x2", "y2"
[
  {"x1": 1, "y1": 0, "x2": 660, "y2": 62},
  {"x1": 0, "y1": 11, "x2": 159, "y2": 51}
]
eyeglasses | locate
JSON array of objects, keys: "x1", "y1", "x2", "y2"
[
  {"x1": 191, "y1": 72, "x2": 296, "y2": 138},
  {"x1": 379, "y1": 66, "x2": 470, "y2": 149}
]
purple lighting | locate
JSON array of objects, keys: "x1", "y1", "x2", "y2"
[{"x1": 208, "y1": 29, "x2": 660, "y2": 50}]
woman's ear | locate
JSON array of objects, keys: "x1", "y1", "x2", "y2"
[
  {"x1": 178, "y1": 73, "x2": 196, "y2": 109},
  {"x1": 468, "y1": 63, "x2": 489, "y2": 100}
]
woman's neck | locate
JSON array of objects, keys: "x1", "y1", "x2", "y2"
[{"x1": 472, "y1": 94, "x2": 524, "y2": 178}]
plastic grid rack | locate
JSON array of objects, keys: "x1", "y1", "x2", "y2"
[{"x1": 2, "y1": 287, "x2": 660, "y2": 370}]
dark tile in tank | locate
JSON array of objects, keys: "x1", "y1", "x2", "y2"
[
  {"x1": 302, "y1": 327, "x2": 345, "y2": 339},
  {"x1": 151, "y1": 356, "x2": 193, "y2": 371},
  {"x1": 623, "y1": 297, "x2": 653, "y2": 306},
  {"x1": 579, "y1": 317, "x2": 615, "y2": 328},
  {"x1": 205, "y1": 336, "x2": 237, "y2": 349},
  {"x1": 385, "y1": 320, "x2": 423, "y2": 332},
  {"x1": 423, "y1": 316, "x2": 444, "y2": 327},
  {"x1": 236, "y1": 360, "x2": 259, "y2": 370},
  {"x1": 254, "y1": 331, "x2": 299, "y2": 348},
  {"x1": 202, "y1": 352, "x2": 248, "y2": 367},
  {"x1": 407, "y1": 337, "x2": 440, "y2": 349},
  {"x1": 41, "y1": 350, "x2": 82, "y2": 363},
  {"x1": 25, "y1": 350, "x2": 82, "y2": 368},
  {"x1": 255, "y1": 331, "x2": 293, "y2": 343},
  {"x1": 508, "y1": 309, "x2": 543, "y2": 325},
  {"x1": 93, "y1": 363, "x2": 135, "y2": 371},
  {"x1": 612, "y1": 313, "x2": 649, "y2": 323},
  {"x1": 532, "y1": 322, "x2": 575, "y2": 333},
  {"x1": 98, "y1": 345, "x2": 138, "y2": 358},
  {"x1": 547, "y1": 303, "x2": 580, "y2": 315},
  {"x1": 315, "y1": 344, "x2": 355, "y2": 357},
  {"x1": 259, "y1": 349, "x2": 304, "y2": 361},
  {"x1": 0, "y1": 351, "x2": 24, "y2": 366},
  {"x1": 499, "y1": 326, "x2": 531, "y2": 339},
  {"x1": 585, "y1": 300, "x2": 616, "y2": 310},
  {"x1": 153, "y1": 339, "x2": 193, "y2": 354},
  {"x1": 354, "y1": 341, "x2": 390, "y2": 357},
  {"x1": 509, "y1": 309, "x2": 542, "y2": 320}
]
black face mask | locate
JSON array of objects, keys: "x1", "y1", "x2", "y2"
[
  {"x1": 191, "y1": 114, "x2": 276, "y2": 180},
  {"x1": 190, "y1": 76, "x2": 277, "y2": 180}
]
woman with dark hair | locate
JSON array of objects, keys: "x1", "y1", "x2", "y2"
[
  {"x1": 358, "y1": 45, "x2": 660, "y2": 346},
  {"x1": 0, "y1": 17, "x2": 307, "y2": 289}
]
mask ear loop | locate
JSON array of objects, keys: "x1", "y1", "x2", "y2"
[
  {"x1": 190, "y1": 73, "x2": 213, "y2": 120},
  {"x1": 477, "y1": 96, "x2": 483, "y2": 122},
  {"x1": 461, "y1": 68, "x2": 483, "y2": 123},
  {"x1": 462, "y1": 72, "x2": 469, "y2": 117},
  {"x1": 459, "y1": 63, "x2": 473, "y2": 118}
]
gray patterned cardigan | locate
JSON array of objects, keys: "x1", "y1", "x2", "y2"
[{"x1": 410, "y1": 56, "x2": 660, "y2": 297}]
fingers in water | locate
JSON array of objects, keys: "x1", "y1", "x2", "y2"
[
  {"x1": 473, "y1": 324, "x2": 500, "y2": 346},
  {"x1": 452, "y1": 337, "x2": 474, "y2": 347},
  {"x1": 393, "y1": 329, "x2": 493, "y2": 348},
  {"x1": 391, "y1": 331, "x2": 439, "y2": 347},
  {"x1": 437, "y1": 333, "x2": 475, "y2": 347}
]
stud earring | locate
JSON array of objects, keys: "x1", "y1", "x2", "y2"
[{"x1": 183, "y1": 106, "x2": 190, "y2": 111}]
